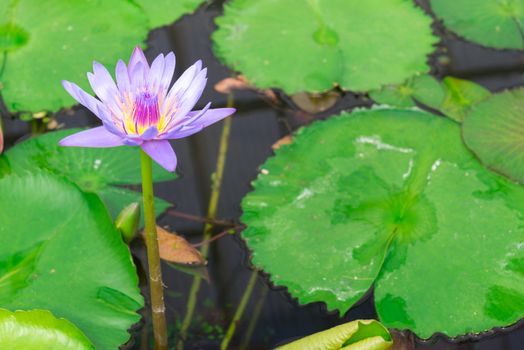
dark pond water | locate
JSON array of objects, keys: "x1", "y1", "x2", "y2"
[{"x1": 3, "y1": 1, "x2": 524, "y2": 349}]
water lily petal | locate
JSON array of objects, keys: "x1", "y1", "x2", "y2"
[
  {"x1": 169, "y1": 125, "x2": 204, "y2": 139},
  {"x1": 122, "y1": 136, "x2": 143, "y2": 146},
  {"x1": 115, "y1": 59, "x2": 131, "y2": 93},
  {"x1": 87, "y1": 63, "x2": 125, "y2": 120},
  {"x1": 183, "y1": 102, "x2": 211, "y2": 125},
  {"x1": 62, "y1": 80, "x2": 103, "y2": 118},
  {"x1": 130, "y1": 62, "x2": 147, "y2": 92},
  {"x1": 187, "y1": 107, "x2": 236, "y2": 128},
  {"x1": 162, "y1": 107, "x2": 235, "y2": 139},
  {"x1": 159, "y1": 52, "x2": 176, "y2": 95},
  {"x1": 128, "y1": 46, "x2": 149, "y2": 75},
  {"x1": 148, "y1": 54, "x2": 165, "y2": 92},
  {"x1": 88, "y1": 62, "x2": 119, "y2": 103},
  {"x1": 174, "y1": 68, "x2": 208, "y2": 119},
  {"x1": 162, "y1": 60, "x2": 202, "y2": 115},
  {"x1": 141, "y1": 140, "x2": 177, "y2": 172},
  {"x1": 96, "y1": 105, "x2": 125, "y2": 136},
  {"x1": 59, "y1": 126, "x2": 125, "y2": 148},
  {"x1": 141, "y1": 125, "x2": 159, "y2": 140}
]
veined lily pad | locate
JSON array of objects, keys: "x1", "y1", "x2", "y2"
[
  {"x1": 439, "y1": 77, "x2": 491, "y2": 122},
  {"x1": 0, "y1": 129, "x2": 174, "y2": 223},
  {"x1": 213, "y1": 0, "x2": 437, "y2": 94},
  {"x1": 0, "y1": 172, "x2": 143, "y2": 349},
  {"x1": 463, "y1": 88, "x2": 524, "y2": 184},
  {"x1": 241, "y1": 107, "x2": 524, "y2": 338},
  {"x1": 369, "y1": 75, "x2": 445, "y2": 109},
  {"x1": 370, "y1": 76, "x2": 490, "y2": 122},
  {"x1": 0, "y1": 309, "x2": 95, "y2": 350},
  {"x1": 135, "y1": 0, "x2": 204, "y2": 28},
  {"x1": 431, "y1": 0, "x2": 524, "y2": 50}
]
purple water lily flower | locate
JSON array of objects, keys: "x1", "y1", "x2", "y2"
[{"x1": 59, "y1": 46, "x2": 235, "y2": 172}]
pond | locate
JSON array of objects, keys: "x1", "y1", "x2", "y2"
[{"x1": 2, "y1": 0, "x2": 524, "y2": 349}]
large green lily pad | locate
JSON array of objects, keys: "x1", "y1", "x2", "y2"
[
  {"x1": 0, "y1": 129, "x2": 174, "y2": 223},
  {"x1": 0, "y1": 0, "x2": 204, "y2": 113},
  {"x1": 431, "y1": 0, "x2": 524, "y2": 50},
  {"x1": 0, "y1": 172, "x2": 143, "y2": 349},
  {"x1": 0, "y1": 0, "x2": 148, "y2": 113},
  {"x1": 0, "y1": 309, "x2": 95, "y2": 350},
  {"x1": 213, "y1": 0, "x2": 437, "y2": 94},
  {"x1": 370, "y1": 76, "x2": 491, "y2": 122},
  {"x1": 241, "y1": 107, "x2": 524, "y2": 338},
  {"x1": 463, "y1": 88, "x2": 524, "y2": 184}
]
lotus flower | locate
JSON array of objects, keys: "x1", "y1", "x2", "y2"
[{"x1": 59, "y1": 47, "x2": 235, "y2": 171}]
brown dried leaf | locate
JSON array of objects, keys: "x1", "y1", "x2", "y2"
[
  {"x1": 167, "y1": 262, "x2": 210, "y2": 282},
  {"x1": 154, "y1": 226, "x2": 206, "y2": 265},
  {"x1": 291, "y1": 91, "x2": 341, "y2": 113},
  {"x1": 214, "y1": 75, "x2": 278, "y2": 104},
  {"x1": 272, "y1": 135, "x2": 293, "y2": 150},
  {"x1": 261, "y1": 88, "x2": 279, "y2": 104},
  {"x1": 214, "y1": 76, "x2": 250, "y2": 94}
]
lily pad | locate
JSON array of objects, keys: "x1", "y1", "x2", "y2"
[
  {"x1": 431, "y1": 0, "x2": 524, "y2": 50},
  {"x1": 135, "y1": 0, "x2": 204, "y2": 28},
  {"x1": 462, "y1": 88, "x2": 524, "y2": 184},
  {"x1": 213, "y1": 0, "x2": 437, "y2": 94},
  {"x1": 0, "y1": 309, "x2": 95, "y2": 350},
  {"x1": 0, "y1": 172, "x2": 143, "y2": 349},
  {"x1": 440, "y1": 77, "x2": 491, "y2": 122},
  {"x1": 0, "y1": 129, "x2": 174, "y2": 223},
  {"x1": 277, "y1": 319, "x2": 392, "y2": 350},
  {"x1": 0, "y1": 0, "x2": 148, "y2": 113},
  {"x1": 370, "y1": 76, "x2": 490, "y2": 122},
  {"x1": 241, "y1": 107, "x2": 524, "y2": 338},
  {"x1": 0, "y1": 0, "x2": 210, "y2": 113},
  {"x1": 369, "y1": 75, "x2": 445, "y2": 108}
]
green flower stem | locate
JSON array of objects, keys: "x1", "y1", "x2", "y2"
[
  {"x1": 176, "y1": 94, "x2": 234, "y2": 350},
  {"x1": 239, "y1": 285, "x2": 268, "y2": 350},
  {"x1": 140, "y1": 149, "x2": 168, "y2": 350},
  {"x1": 220, "y1": 269, "x2": 259, "y2": 350}
]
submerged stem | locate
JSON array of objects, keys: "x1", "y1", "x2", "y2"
[
  {"x1": 140, "y1": 149, "x2": 168, "y2": 350},
  {"x1": 177, "y1": 94, "x2": 234, "y2": 350},
  {"x1": 220, "y1": 269, "x2": 259, "y2": 350},
  {"x1": 239, "y1": 285, "x2": 268, "y2": 350}
]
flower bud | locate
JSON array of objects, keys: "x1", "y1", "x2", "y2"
[{"x1": 115, "y1": 202, "x2": 140, "y2": 243}]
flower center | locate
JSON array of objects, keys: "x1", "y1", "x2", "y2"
[{"x1": 132, "y1": 92, "x2": 160, "y2": 132}]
